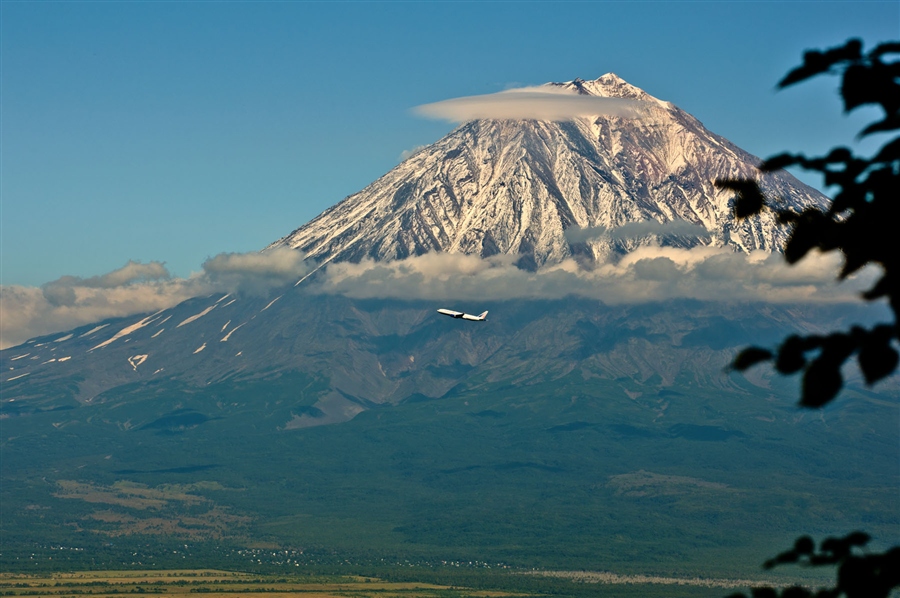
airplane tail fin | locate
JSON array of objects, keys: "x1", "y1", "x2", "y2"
[{"x1": 479, "y1": 311, "x2": 488, "y2": 320}]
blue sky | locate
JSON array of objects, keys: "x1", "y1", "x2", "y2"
[{"x1": 2, "y1": 1, "x2": 898, "y2": 288}]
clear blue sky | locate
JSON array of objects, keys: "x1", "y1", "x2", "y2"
[{"x1": 2, "y1": 0, "x2": 898, "y2": 287}]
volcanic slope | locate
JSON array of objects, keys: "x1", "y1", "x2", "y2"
[{"x1": 270, "y1": 73, "x2": 827, "y2": 270}]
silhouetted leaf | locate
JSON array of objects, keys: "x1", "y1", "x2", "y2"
[
  {"x1": 779, "y1": 39, "x2": 863, "y2": 88},
  {"x1": 732, "y1": 347, "x2": 773, "y2": 371},
  {"x1": 822, "y1": 535, "x2": 854, "y2": 559},
  {"x1": 839, "y1": 250, "x2": 869, "y2": 279},
  {"x1": 716, "y1": 178, "x2": 766, "y2": 218},
  {"x1": 871, "y1": 41, "x2": 900, "y2": 59},
  {"x1": 795, "y1": 536, "x2": 815, "y2": 554},
  {"x1": 858, "y1": 334, "x2": 899, "y2": 384},
  {"x1": 830, "y1": 187, "x2": 866, "y2": 213},
  {"x1": 782, "y1": 587, "x2": 812, "y2": 598},
  {"x1": 841, "y1": 63, "x2": 880, "y2": 112},
  {"x1": 784, "y1": 213, "x2": 824, "y2": 264},
  {"x1": 779, "y1": 53, "x2": 828, "y2": 88},
  {"x1": 775, "y1": 336, "x2": 809, "y2": 374},
  {"x1": 862, "y1": 274, "x2": 891, "y2": 300},
  {"x1": 801, "y1": 358, "x2": 843, "y2": 407},
  {"x1": 824, "y1": 147, "x2": 855, "y2": 163},
  {"x1": 760, "y1": 153, "x2": 799, "y2": 172},
  {"x1": 811, "y1": 554, "x2": 839, "y2": 566},
  {"x1": 823, "y1": 168, "x2": 855, "y2": 190},
  {"x1": 872, "y1": 137, "x2": 900, "y2": 163},
  {"x1": 860, "y1": 113, "x2": 900, "y2": 136}
]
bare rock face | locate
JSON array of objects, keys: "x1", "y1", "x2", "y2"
[{"x1": 270, "y1": 73, "x2": 827, "y2": 269}]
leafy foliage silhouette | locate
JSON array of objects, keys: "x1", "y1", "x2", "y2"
[
  {"x1": 726, "y1": 532, "x2": 900, "y2": 598},
  {"x1": 718, "y1": 38, "x2": 900, "y2": 408},
  {"x1": 717, "y1": 39, "x2": 899, "y2": 598}
]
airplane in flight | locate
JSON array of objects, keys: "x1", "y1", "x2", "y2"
[{"x1": 437, "y1": 308, "x2": 488, "y2": 322}]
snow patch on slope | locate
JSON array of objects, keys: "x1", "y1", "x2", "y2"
[
  {"x1": 90, "y1": 312, "x2": 163, "y2": 351},
  {"x1": 177, "y1": 305, "x2": 216, "y2": 328},
  {"x1": 79, "y1": 324, "x2": 110, "y2": 338},
  {"x1": 128, "y1": 355, "x2": 149, "y2": 370},
  {"x1": 261, "y1": 296, "x2": 282, "y2": 312},
  {"x1": 220, "y1": 323, "x2": 245, "y2": 342}
]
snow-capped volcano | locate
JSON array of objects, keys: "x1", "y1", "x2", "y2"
[{"x1": 269, "y1": 73, "x2": 826, "y2": 269}]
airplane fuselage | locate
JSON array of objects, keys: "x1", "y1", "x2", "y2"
[{"x1": 437, "y1": 308, "x2": 488, "y2": 322}]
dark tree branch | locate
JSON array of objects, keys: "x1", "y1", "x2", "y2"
[
  {"x1": 718, "y1": 38, "x2": 899, "y2": 409},
  {"x1": 718, "y1": 38, "x2": 899, "y2": 598}
]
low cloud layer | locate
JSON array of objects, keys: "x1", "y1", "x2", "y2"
[
  {"x1": 1, "y1": 272, "x2": 207, "y2": 350},
  {"x1": 0, "y1": 248, "x2": 311, "y2": 349},
  {"x1": 41, "y1": 261, "x2": 172, "y2": 307},
  {"x1": 414, "y1": 86, "x2": 647, "y2": 123},
  {"x1": 313, "y1": 247, "x2": 877, "y2": 305},
  {"x1": 202, "y1": 247, "x2": 313, "y2": 295},
  {"x1": 1, "y1": 245, "x2": 877, "y2": 350}
]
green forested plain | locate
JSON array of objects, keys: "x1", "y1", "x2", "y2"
[{"x1": 3, "y1": 359, "x2": 896, "y2": 581}]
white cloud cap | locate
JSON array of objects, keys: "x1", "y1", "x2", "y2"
[{"x1": 414, "y1": 86, "x2": 647, "y2": 123}]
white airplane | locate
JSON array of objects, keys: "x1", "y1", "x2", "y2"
[{"x1": 437, "y1": 308, "x2": 488, "y2": 322}]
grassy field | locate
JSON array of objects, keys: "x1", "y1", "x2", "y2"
[
  {"x1": 0, "y1": 568, "x2": 781, "y2": 598},
  {"x1": 0, "y1": 569, "x2": 513, "y2": 598}
]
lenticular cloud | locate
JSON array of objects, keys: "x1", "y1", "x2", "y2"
[{"x1": 414, "y1": 86, "x2": 647, "y2": 123}]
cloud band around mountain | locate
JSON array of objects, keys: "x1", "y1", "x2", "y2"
[
  {"x1": 0, "y1": 246, "x2": 877, "y2": 350},
  {"x1": 414, "y1": 86, "x2": 647, "y2": 122},
  {"x1": 313, "y1": 248, "x2": 875, "y2": 305},
  {"x1": 0, "y1": 248, "x2": 311, "y2": 349},
  {"x1": 202, "y1": 247, "x2": 313, "y2": 295}
]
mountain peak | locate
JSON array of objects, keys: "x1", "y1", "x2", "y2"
[
  {"x1": 270, "y1": 77, "x2": 828, "y2": 268},
  {"x1": 561, "y1": 73, "x2": 661, "y2": 103},
  {"x1": 592, "y1": 72, "x2": 630, "y2": 90}
]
